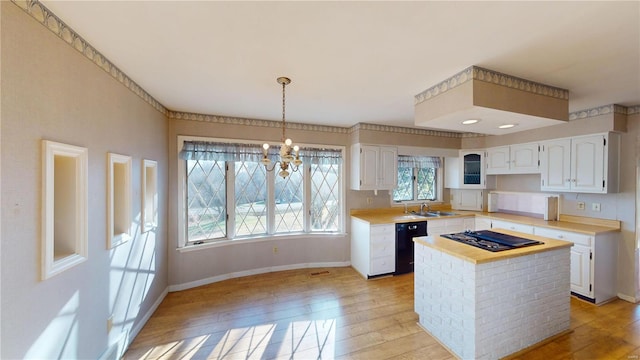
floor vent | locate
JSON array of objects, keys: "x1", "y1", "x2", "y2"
[{"x1": 309, "y1": 270, "x2": 330, "y2": 277}]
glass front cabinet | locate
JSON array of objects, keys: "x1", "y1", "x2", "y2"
[{"x1": 460, "y1": 151, "x2": 486, "y2": 189}]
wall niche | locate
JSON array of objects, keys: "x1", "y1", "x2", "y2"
[
  {"x1": 42, "y1": 140, "x2": 88, "y2": 280},
  {"x1": 108, "y1": 153, "x2": 132, "y2": 248},
  {"x1": 142, "y1": 159, "x2": 158, "y2": 232}
]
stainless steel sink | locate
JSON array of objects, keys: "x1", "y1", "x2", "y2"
[
  {"x1": 410, "y1": 211, "x2": 439, "y2": 217},
  {"x1": 427, "y1": 211, "x2": 458, "y2": 216}
]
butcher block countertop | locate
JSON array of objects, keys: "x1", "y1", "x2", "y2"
[
  {"x1": 414, "y1": 229, "x2": 573, "y2": 264},
  {"x1": 350, "y1": 207, "x2": 620, "y2": 235}
]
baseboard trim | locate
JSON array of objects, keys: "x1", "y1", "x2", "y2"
[
  {"x1": 168, "y1": 261, "x2": 351, "y2": 292},
  {"x1": 617, "y1": 292, "x2": 638, "y2": 303}
]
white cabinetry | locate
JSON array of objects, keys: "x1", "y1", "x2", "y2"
[
  {"x1": 445, "y1": 151, "x2": 495, "y2": 189},
  {"x1": 490, "y1": 219, "x2": 534, "y2": 234},
  {"x1": 486, "y1": 143, "x2": 540, "y2": 175},
  {"x1": 350, "y1": 144, "x2": 398, "y2": 190},
  {"x1": 533, "y1": 226, "x2": 617, "y2": 304},
  {"x1": 540, "y1": 133, "x2": 619, "y2": 193},
  {"x1": 428, "y1": 217, "x2": 469, "y2": 237},
  {"x1": 475, "y1": 217, "x2": 492, "y2": 231},
  {"x1": 351, "y1": 218, "x2": 395, "y2": 278},
  {"x1": 460, "y1": 150, "x2": 485, "y2": 189},
  {"x1": 450, "y1": 189, "x2": 483, "y2": 211}
]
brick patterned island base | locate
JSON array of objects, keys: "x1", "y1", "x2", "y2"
[{"x1": 413, "y1": 230, "x2": 573, "y2": 360}]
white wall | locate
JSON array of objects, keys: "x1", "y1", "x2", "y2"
[{"x1": 1, "y1": 3, "x2": 168, "y2": 358}]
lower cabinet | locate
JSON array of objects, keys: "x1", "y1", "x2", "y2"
[
  {"x1": 475, "y1": 217, "x2": 492, "y2": 231},
  {"x1": 351, "y1": 218, "x2": 395, "y2": 278},
  {"x1": 533, "y1": 226, "x2": 617, "y2": 304},
  {"x1": 490, "y1": 219, "x2": 534, "y2": 234},
  {"x1": 428, "y1": 217, "x2": 474, "y2": 237}
]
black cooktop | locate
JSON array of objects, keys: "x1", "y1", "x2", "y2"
[{"x1": 441, "y1": 230, "x2": 544, "y2": 252}]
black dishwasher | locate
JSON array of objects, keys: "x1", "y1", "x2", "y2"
[{"x1": 395, "y1": 221, "x2": 427, "y2": 274}]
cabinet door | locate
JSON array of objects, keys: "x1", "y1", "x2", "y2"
[
  {"x1": 359, "y1": 145, "x2": 379, "y2": 190},
  {"x1": 510, "y1": 143, "x2": 540, "y2": 174},
  {"x1": 463, "y1": 218, "x2": 475, "y2": 232},
  {"x1": 570, "y1": 244, "x2": 592, "y2": 297},
  {"x1": 486, "y1": 146, "x2": 510, "y2": 175},
  {"x1": 379, "y1": 146, "x2": 398, "y2": 190},
  {"x1": 541, "y1": 139, "x2": 571, "y2": 191},
  {"x1": 427, "y1": 219, "x2": 446, "y2": 237},
  {"x1": 460, "y1": 151, "x2": 485, "y2": 189},
  {"x1": 571, "y1": 135, "x2": 605, "y2": 193},
  {"x1": 454, "y1": 189, "x2": 483, "y2": 211},
  {"x1": 475, "y1": 217, "x2": 492, "y2": 231}
]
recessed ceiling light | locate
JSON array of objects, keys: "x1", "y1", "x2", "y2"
[
  {"x1": 462, "y1": 119, "x2": 479, "y2": 125},
  {"x1": 498, "y1": 124, "x2": 516, "y2": 129}
]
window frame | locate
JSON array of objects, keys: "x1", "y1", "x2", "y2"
[
  {"x1": 177, "y1": 135, "x2": 346, "y2": 248},
  {"x1": 391, "y1": 157, "x2": 444, "y2": 206}
]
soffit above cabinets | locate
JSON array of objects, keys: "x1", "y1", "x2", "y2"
[{"x1": 414, "y1": 66, "x2": 570, "y2": 135}]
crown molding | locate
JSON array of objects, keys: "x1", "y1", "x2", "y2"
[
  {"x1": 349, "y1": 123, "x2": 469, "y2": 138},
  {"x1": 627, "y1": 105, "x2": 640, "y2": 115},
  {"x1": 168, "y1": 111, "x2": 350, "y2": 134},
  {"x1": 415, "y1": 65, "x2": 569, "y2": 106},
  {"x1": 568, "y1": 104, "x2": 640, "y2": 120},
  {"x1": 12, "y1": 0, "x2": 168, "y2": 116}
]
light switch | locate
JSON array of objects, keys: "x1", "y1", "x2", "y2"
[{"x1": 592, "y1": 203, "x2": 601, "y2": 212}]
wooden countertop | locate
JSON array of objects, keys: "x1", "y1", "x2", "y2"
[
  {"x1": 350, "y1": 209, "x2": 620, "y2": 235},
  {"x1": 414, "y1": 229, "x2": 573, "y2": 264}
]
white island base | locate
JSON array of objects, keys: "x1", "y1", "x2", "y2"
[{"x1": 414, "y1": 234, "x2": 571, "y2": 359}]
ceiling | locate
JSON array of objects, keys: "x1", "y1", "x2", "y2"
[{"x1": 40, "y1": 1, "x2": 640, "y2": 134}]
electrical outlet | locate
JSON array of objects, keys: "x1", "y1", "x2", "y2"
[
  {"x1": 592, "y1": 203, "x2": 601, "y2": 212},
  {"x1": 273, "y1": 246, "x2": 278, "y2": 254},
  {"x1": 577, "y1": 201, "x2": 585, "y2": 210},
  {"x1": 107, "y1": 315, "x2": 113, "y2": 333},
  {"x1": 366, "y1": 197, "x2": 373, "y2": 205}
]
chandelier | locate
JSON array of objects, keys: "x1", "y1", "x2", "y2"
[{"x1": 261, "y1": 76, "x2": 302, "y2": 178}]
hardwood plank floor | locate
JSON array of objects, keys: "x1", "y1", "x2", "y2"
[{"x1": 125, "y1": 267, "x2": 640, "y2": 359}]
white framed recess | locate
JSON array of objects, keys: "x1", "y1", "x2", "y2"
[
  {"x1": 107, "y1": 153, "x2": 132, "y2": 248},
  {"x1": 42, "y1": 140, "x2": 88, "y2": 280},
  {"x1": 141, "y1": 159, "x2": 158, "y2": 232}
]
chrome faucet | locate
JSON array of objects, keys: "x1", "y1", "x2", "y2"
[{"x1": 420, "y1": 203, "x2": 430, "y2": 213}]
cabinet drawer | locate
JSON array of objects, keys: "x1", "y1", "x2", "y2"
[
  {"x1": 371, "y1": 242, "x2": 395, "y2": 258},
  {"x1": 370, "y1": 225, "x2": 394, "y2": 242},
  {"x1": 370, "y1": 256, "x2": 395, "y2": 275},
  {"x1": 491, "y1": 219, "x2": 534, "y2": 234},
  {"x1": 534, "y1": 227, "x2": 592, "y2": 246}
]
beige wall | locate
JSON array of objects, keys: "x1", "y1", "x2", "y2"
[
  {"x1": 1, "y1": 3, "x2": 168, "y2": 359},
  {"x1": 166, "y1": 119, "x2": 461, "y2": 287}
]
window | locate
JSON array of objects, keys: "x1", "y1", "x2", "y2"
[
  {"x1": 180, "y1": 139, "x2": 343, "y2": 246},
  {"x1": 393, "y1": 155, "x2": 442, "y2": 203}
]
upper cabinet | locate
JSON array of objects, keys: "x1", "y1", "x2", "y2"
[
  {"x1": 445, "y1": 151, "x2": 494, "y2": 189},
  {"x1": 460, "y1": 150, "x2": 491, "y2": 189},
  {"x1": 350, "y1": 144, "x2": 398, "y2": 190},
  {"x1": 540, "y1": 133, "x2": 619, "y2": 194},
  {"x1": 486, "y1": 143, "x2": 540, "y2": 175}
]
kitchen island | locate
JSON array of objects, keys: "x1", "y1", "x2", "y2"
[{"x1": 413, "y1": 230, "x2": 573, "y2": 359}]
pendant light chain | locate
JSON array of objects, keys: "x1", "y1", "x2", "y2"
[
  {"x1": 261, "y1": 76, "x2": 300, "y2": 178},
  {"x1": 282, "y1": 79, "x2": 286, "y2": 142}
]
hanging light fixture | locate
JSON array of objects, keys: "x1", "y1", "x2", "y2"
[{"x1": 262, "y1": 76, "x2": 302, "y2": 178}]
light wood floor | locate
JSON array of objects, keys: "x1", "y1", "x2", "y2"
[{"x1": 125, "y1": 267, "x2": 640, "y2": 360}]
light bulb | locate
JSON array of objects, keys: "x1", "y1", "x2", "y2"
[
  {"x1": 285, "y1": 138, "x2": 292, "y2": 146},
  {"x1": 293, "y1": 145, "x2": 299, "y2": 152},
  {"x1": 262, "y1": 143, "x2": 269, "y2": 150}
]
